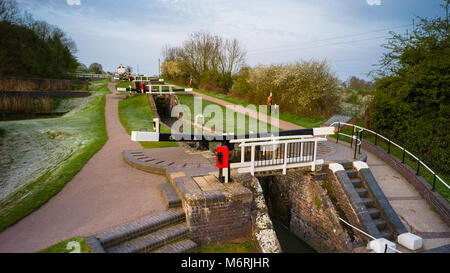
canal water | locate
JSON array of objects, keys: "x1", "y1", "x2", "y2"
[{"x1": 271, "y1": 217, "x2": 317, "y2": 253}]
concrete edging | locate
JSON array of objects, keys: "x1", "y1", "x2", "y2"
[{"x1": 361, "y1": 139, "x2": 450, "y2": 227}]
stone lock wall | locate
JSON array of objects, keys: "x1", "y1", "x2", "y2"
[{"x1": 259, "y1": 167, "x2": 357, "y2": 253}]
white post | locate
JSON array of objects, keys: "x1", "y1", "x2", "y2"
[
  {"x1": 300, "y1": 142, "x2": 304, "y2": 161},
  {"x1": 224, "y1": 168, "x2": 229, "y2": 183},
  {"x1": 312, "y1": 140, "x2": 318, "y2": 171},
  {"x1": 241, "y1": 144, "x2": 245, "y2": 163},
  {"x1": 159, "y1": 85, "x2": 162, "y2": 94},
  {"x1": 251, "y1": 145, "x2": 255, "y2": 176},
  {"x1": 283, "y1": 143, "x2": 288, "y2": 175},
  {"x1": 153, "y1": 118, "x2": 160, "y2": 133}
]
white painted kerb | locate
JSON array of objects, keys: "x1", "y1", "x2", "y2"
[
  {"x1": 353, "y1": 161, "x2": 369, "y2": 171},
  {"x1": 397, "y1": 233, "x2": 423, "y2": 251},
  {"x1": 328, "y1": 163, "x2": 345, "y2": 173}
]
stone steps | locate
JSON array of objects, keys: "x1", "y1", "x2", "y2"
[
  {"x1": 152, "y1": 239, "x2": 198, "y2": 253},
  {"x1": 95, "y1": 209, "x2": 191, "y2": 252},
  {"x1": 159, "y1": 183, "x2": 182, "y2": 208},
  {"x1": 107, "y1": 223, "x2": 191, "y2": 253},
  {"x1": 337, "y1": 161, "x2": 396, "y2": 241}
]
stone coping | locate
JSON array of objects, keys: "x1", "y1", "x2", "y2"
[{"x1": 123, "y1": 149, "x2": 251, "y2": 206}]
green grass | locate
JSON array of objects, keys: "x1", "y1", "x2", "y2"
[
  {"x1": 332, "y1": 122, "x2": 449, "y2": 202},
  {"x1": 165, "y1": 80, "x2": 325, "y2": 128},
  {"x1": 37, "y1": 237, "x2": 91, "y2": 253},
  {"x1": 115, "y1": 80, "x2": 135, "y2": 90},
  {"x1": 0, "y1": 94, "x2": 108, "y2": 232},
  {"x1": 198, "y1": 240, "x2": 259, "y2": 253},
  {"x1": 118, "y1": 94, "x2": 177, "y2": 148},
  {"x1": 88, "y1": 78, "x2": 111, "y2": 94},
  {"x1": 177, "y1": 94, "x2": 278, "y2": 134}
]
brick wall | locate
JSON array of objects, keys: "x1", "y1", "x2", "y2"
[
  {"x1": 361, "y1": 140, "x2": 450, "y2": 226},
  {"x1": 185, "y1": 193, "x2": 252, "y2": 244}
]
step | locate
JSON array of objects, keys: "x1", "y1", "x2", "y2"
[
  {"x1": 350, "y1": 178, "x2": 363, "y2": 187},
  {"x1": 361, "y1": 198, "x2": 375, "y2": 208},
  {"x1": 379, "y1": 231, "x2": 394, "y2": 240},
  {"x1": 367, "y1": 208, "x2": 381, "y2": 219},
  {"x1": 345, "y1": 169, "x2": 359, "y2": 179},
  {"x1": 356, "y1": 188, "x2": 369, "y2": 198},
  {"x1": 159, "y1": 183, "x2": 182, "y2": 208},
  {"x1": 152, "y1": 239, "x2": 198, "y2": 253},
  {"x1": 373, "y1": 219, "x2": 387, "y2": 230},
  {"x1": 337, "y1": 161, "x2": 353, "y2": 170},
  {"x1": 107, "y1": 223, "x2": 190, "y2": 253},
  {"x1": 96, "y1": 209, "x2": 185, "y2": 249}
]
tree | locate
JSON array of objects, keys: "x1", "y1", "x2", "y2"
[
  {"x1": 0, "y1": 0, "x2": 19, "y2": 23},
  {"x1": 125, "y1": 65, "x2": 132, "y2": 74},
  {"x1": 162, "y1": 31, "x2": 246, "y2": 91},
  {"x1": 89, "y1": 62, "x2": 103, "y2": 74},
  {"x1": 370, "y1": 0, "x2": 449, "y2": 174}
]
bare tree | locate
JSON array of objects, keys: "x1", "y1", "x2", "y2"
[
  {"x1": 162, "y1": 31, "x2": 246, "y2": 89},
  {"x1": 0, "y1": 0, "x2": 19, "y2": 22}
]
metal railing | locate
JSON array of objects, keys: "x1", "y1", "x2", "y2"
[
  {"x1": 338, "y1": 217, "x2": 402, "y2": 253},
  {"x1": 230, "y1": 136, "x2": 327, "y2": 175},
  {"x1": 330, "y1": 122, "x2": 449, "y2": 192},
  {"x1": 68, "y1": 72, "x2": 109, "y2": 79}
]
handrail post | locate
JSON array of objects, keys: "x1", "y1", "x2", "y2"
[
  {"x1": 388, "y1": 140, "x2": 391, "y2": 154},
  {"x1": 416, "y1": 161, "x2": 420, "y2": 175},
  {"x1": 432, "y1": 175, "x2": 436, "y2": 191},
  {"x1": 358, "y1": 130, "x2": 362, "y2": 154},
  {"x1": 402, "y1": 148, "x2": 406, "y2": 163},
  {"x1": 374, "y1": 133, "x2": 378, "y2": 146},
  {"x1": 350, "y1": 125, "x2": 354, "y2": 148},
  {"x1": 353, "y1": 131, "x2": 358, "y2": 159},
  {"x1": 336, "y1": 122, "x2": 340, "y2": 143}
]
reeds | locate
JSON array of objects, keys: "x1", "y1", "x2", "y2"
[
  {"x1": 0, "y1": 77, "x2": 88, "y2": 91},
  {"x1": 0, "y1": 94, "x2": 54, "y2": 115}
]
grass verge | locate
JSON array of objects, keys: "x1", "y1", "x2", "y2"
[
  {"x1": 88, "y1": 78, "x2": 111, "y2": 94},
  {"x1": 37, "y1": 237, "x2": 91, "y2": 253},
  {"x1": 0, "y1": 94, "x2": 108, "y2": 232},
  {"x1": 118, "y1": 94, "x2": 177, "y2": 148},
  {"x1": 198, "y1": 240, "x2": 259, "y2": 253},
  {"x1": 177, "y1": 94, "x2": 278, "y2": 134}
]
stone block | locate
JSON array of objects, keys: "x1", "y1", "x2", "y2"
[
  {"x1": 328, "y1": 163, "x2": 344, "y2": 173},
  {"x1": 397, "y1": 233, "x2": 422, "y2": 251},
  {"x1": 353, "y1": 161, "x2": 368, "y2": 171},
  {"x1": 368, "y1": 238, "x2": 396, "y2": 253}
]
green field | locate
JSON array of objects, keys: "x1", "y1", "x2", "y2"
[{"x1": 118, "y1": 94, "x2": 177, "y2": 148}]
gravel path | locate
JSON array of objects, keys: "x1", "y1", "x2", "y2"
[{"x1": 0, "y1": 82, "x2": 167, "y2": 253}]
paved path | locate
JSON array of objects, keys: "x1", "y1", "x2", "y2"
[
  {"x1": 189, "y1": 89, "x2": 450, "y2": 250},
  {"x1": 0, "y1": 82, "x2": 167, "y2": 253}
]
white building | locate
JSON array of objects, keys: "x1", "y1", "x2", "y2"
[{"x1": 117, "y1": 64, "x2": 125, "y2": 74}]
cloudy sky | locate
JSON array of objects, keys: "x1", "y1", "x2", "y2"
[{"x1": 16, "y1": 0, "x2": 446, "y2": 80}]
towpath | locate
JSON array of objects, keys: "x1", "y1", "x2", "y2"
[{"x1": 0, "y1": 82, "x2": 167, "y2": 252}]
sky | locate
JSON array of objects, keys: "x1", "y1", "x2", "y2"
[{"x1": 15, "y1": 0, "x2": 446, "y2": 81}]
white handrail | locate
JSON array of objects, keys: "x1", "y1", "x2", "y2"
[{"x1": 330, "y1": 122, "x2": 449, "y2": 190}]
